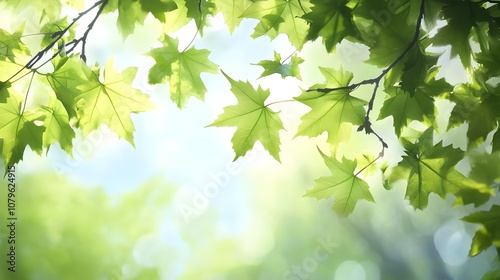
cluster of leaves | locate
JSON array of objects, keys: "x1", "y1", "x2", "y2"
[{"x1": 1, "y1": 0, "x2": 500, "y2": 277}]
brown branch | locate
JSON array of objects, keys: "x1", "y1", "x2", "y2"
[
  {"x1": 5, "y1": 0, "x2": 108, "y2": 83},
  {"x1": 308, "y1": 0, "x2": 426, "y2": 155}
]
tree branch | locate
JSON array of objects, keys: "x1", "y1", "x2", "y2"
[
  {"x1": 5, "y1": 0, "x2": 108, "y2": 83},
  {"x1": 309, "y1": 0, "x2": 426, "y2": 155}
]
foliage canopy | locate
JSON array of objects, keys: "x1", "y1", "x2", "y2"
[{"x1": 0, "y1": 0, "x2": 500, "y2": 278}]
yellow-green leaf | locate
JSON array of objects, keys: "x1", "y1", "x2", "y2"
[
  {"x1": 208, "y1": 71, "x2": 284, "y2": 162},
  {"x1": 76, "y1": 59, "x2": 155, "y2": 146},
  {"x1": 305, "y1": 148, "x2": 374, "y2": 217}
]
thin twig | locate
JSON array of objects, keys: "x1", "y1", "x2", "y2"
[
  {"x1": 308, "y1": 0, "x2": 426, "y2": 154},
  {"x1": 280, "y1": 50, "x2": 297, "y2": 64},
  {"x1": 4, "y1": 0, "x2": 107, "y2": 83}
]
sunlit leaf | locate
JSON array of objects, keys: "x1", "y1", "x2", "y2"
[
  {"x1": 213, "y1": 0, "x2": 247, "y2": 34},
  {"x1": 139, "y1": 0, "x2": 177, "y2": 22},
  {"x1": 389, "y1": 129, "x2": 493, "y2": 209},
  {"x1": 305, "y1": 148, "x2": 374, "y2": 216},
  {"x1": 378, "y1": 86, "x2": 435, "y2": 137},
  {"x1": 76, "y1": 59, "x2": 156, "y2": 145},
  {"x1": 241, "y1": 0, "x2": 311, "y2": 49},
  {"x1": 0, "y1": 25, "x2": 30, "y2": 62},
  {"x1": 40, "y1": 96, "x2": 75, "y2": 155},
  {"x1": 295, "y1": 67, "x2": 366, "y2": 146},
  {"x1": 208, "y1": 71, "x2": 284, "y2": 162},
  {"x1": 462, "y1": 205, "x2": 500, "y2": 256},
  {"x1": 302, "y1": 0, "x2": 358, "y2": 52},
  {"x1": 147, "y1": 35, "x2": 218, "y2": 108},
  {"x1": 0, "y1": 89, "x2": 45, "y2": 167},
  {"x1": 254, "y1": 51, "x2": 303, "y2": 79}
]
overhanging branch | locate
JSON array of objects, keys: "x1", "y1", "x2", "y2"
[{"x1": 309, "y1": 0, "x2": 426, "y2": 156}]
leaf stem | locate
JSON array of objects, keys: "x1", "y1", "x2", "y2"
[
  {"x1": 4, "y1": 0, "x2": 108, "y2": 83},
  {"x1": 265, "y1": 99, "x2": 296, "y2": 107},
  {"x1": 355, "y1": 153, "x2": 382, "y2": 177},
  {"x1": 20, "y1": 72, "x2": 35, "y2": 116},
  {"x1": 182, "y1": 29, "x2": 199, "y2": 52},
  {"x1": 280, "y1": 49, "x2": 297, "y2": 64},
  {"x1": 309, "y1": 0, "x2": 426, "y2": 154}
]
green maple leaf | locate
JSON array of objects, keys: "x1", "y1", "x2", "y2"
[
  {"x1": 254, "y1": 51, "x2": 303, "y2": 79},
  {"x1": 138, "y1": 0, "x2": 177, "y2": 22},
  {"x1": 353, "y1": 0, "x2": 416, "y2": 67},
  {"x1": 185, "y1": 0, "x2": 216, "y2": 34},
  {"x1": 208, "y1": 71, "x2": 284, "y2": 162},
  {"x1": 468, "y1": 151, "x2": 500, "y2": 186},
  {"x1": 0, "y1": 89, "x2": 45, "y2": 167},
  {"x1": 116, "y1": 0, "x2": 148, "y2": 38},
  {"x1": 46, "y1": 57, "x2": 93, "y2": 119},
  {"x1": 380, "y1": 65, "x2": 453, "y2": 137},
  {"x1": 302, "y1": 0, "x2": 358, "y2": 52},
  {"x1": 5, "y1": 0, "x2": 62, "y2": 21},
  {"x1": 305, "y1": 148, "x2": 374, "y2": 217},
  {"x1": 295, "y1": 67, "x2": 366, "y2": 146},
  {"x1": 213, "y1": 0, "x2": 247, "y2": 34},
  {"x1": 0, "y1": 25, "x2": 30, "y2": 62},
  {"x1": 162, "y1": 0, "x2": 191, "y2": 34},
  {"x1": 76, "y1": 59, "x2": 156, "y2": 146},
  {"x1": 40, "y1": 97, "x2": 75, "y2": 155},
  {"x1": 378, "y1": 86, "x2": 435, "y2": 137},
  {"x1": 462, "y1": 205, "x2": 500, "y2": 256},
  {"x1": 40, "y1": 17, "x2": 77, "y2": 48},
  {"x1": 430, "y1": 2, "x2": 489, "y2": 69},
  {"x1": 241, "y1": 0, "x2": 311, "y2": 49},
  {"x1": 147, "y1": 35, "x2": 219, "y2": 108},
  {"x1": 446, "y1": 83, "x2": 500, "y2": 143},
  {"x1": 389, "y1": 129, "x2": 493, "y2": 209}
]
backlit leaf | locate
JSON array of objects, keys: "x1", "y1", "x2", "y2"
[
  {"x1": 76, "y1": 59, "x2": 156, "y2": 145},
  {"x1": 389, "y1": 129, "x2": 493, "y2": 209},
  {"x1": 295, "y1": 67, "x2": 366, "y2": 146},
  {"x1": 305, "y1": 148, "x2": 374, "y2": 216},
  {"x1": 254, "y1": 51, "x2": 303, "y2": 79},
  {"x1": 208, "y1": 71, "x2": 284, "y2": 162},
  {"x1": 147, "y1": 35, "x2": 218, "y2": 108}
]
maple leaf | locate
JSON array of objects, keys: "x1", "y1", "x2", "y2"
[
  {"x1": 353, "y1": 0, "x2": 416, "y2": 67},
  {"x1": 185, "y1": 0, "x2": 216, "y2": 34},
  {"x1": 213, "y1": 0, "x2": 247, "y2": 34},
  {"x1": 429, "y1": 1, "x2": 489, "y2": 69},
  {"x1": 378, "y1": 86, "x2": 435, "y2": 137},
  {"x1": 302, "y1": 0, "x2": 359, "y2": 52},
  {"x1": 295, "y1": 67, "x2": 366, "y2": 146},
  {"x1": 462, "y1": 205, "x2": 500, "y2": 256},
  {"x1": 254, "y1": 51, "x2": 303, "y2": 79},
  {"x1": 446, "y1": 83, "x2": 500, "y2": 143},
  {"x1": 305, "y1": 148, "x2": 374, "y2": 216},
  {"x1": 5, "y1": 0, "x2": 62, "y2": 21},
  {"x1": 116, "y1": 0, "x2": 148, "y2": 38},
  {"x1": 162, "y1": 0, "x2": 191, "y2": 34},
  {"x1": 76, "y1": 59, "x2": 156, "y2": 146},
  {"x1": 40, "y1": 97, "x2": 75, "y2": 155},
  {"x1": 0, "y1": 25, "x2": 30, "y2": 62},
  {"x1": 147, "y1": 35, "x2": 218, "y2": 108},
  {"x1": 389, "y1": 129, "x2": 493, "y2": 209},
  {"x1": 40, "y1": 17, "x2": 77, "y2": 48},
  {"x1": 468, "y1": 151, "x2": 500, "y2": 186},
  {"x1": 241, "y1": 0, "x2": 311, "y2": 49},
  {"x1": 138, "y1": 0, "x2": 177, "y2": 23},
  {"x1": 208, "y1": 71, "x2": 284, "y2": 162},
  {"x1": 0, "y1": 88, "x2": 45, "y2": 167},
  {"x1": 46, "y1": 57, "x2": 93, "y2": 119}
]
